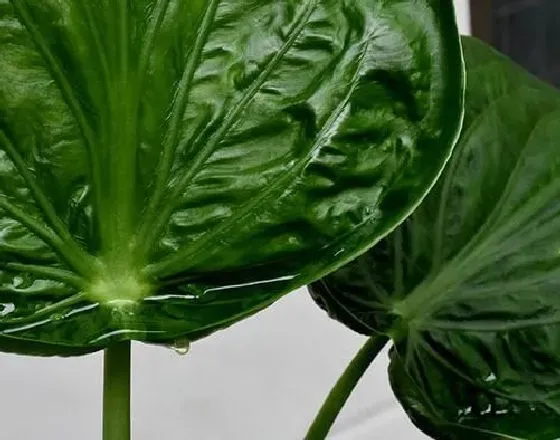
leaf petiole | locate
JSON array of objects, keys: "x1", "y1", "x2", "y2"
[
  {"x1": 304, "y1": 334, "x2": 389, "y2": 440},
  {"x1": 103, "y1": 341, "x2": 131, "y2": 440}
]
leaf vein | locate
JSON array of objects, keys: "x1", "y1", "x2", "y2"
[
  {"x1": 139, "y1": 0, "x2": 221, "y2": 246},
  {"x1": 148, "y1": 34, "x2": 369, "y2": 277},
  {"x1": 425, "y1": 315, "x2": 560, "y2": 332},
  {"x1": 0, "y1": 262, "x2": 84, "y2": 289},
  {"x1": 138, "y1": 0, "x2": 172, "y2": 81},
  {"x1": 0, "y1": 292, "x2": 85, "y2": 327},
  {"x1": 141, "y1": 0, "x2": 319, "y2": 256},
  {"x1": 10, "y1": 0, "x2": 105, "y2": 256},
  {"x1": 0, "y1": 131, "x2": 89, "y2": 262},
  {"x1": 0, "y1": 196, "x2": 92, "y2": 276}
]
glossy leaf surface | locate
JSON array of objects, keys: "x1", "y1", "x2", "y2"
[
  {"x1": 310, "y1": 36, "x2": 560, "y2": 438},
  {"x1": 0, "y1": 0, "x2": 463, "y2": 355}
]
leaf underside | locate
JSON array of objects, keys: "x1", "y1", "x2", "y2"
[
  {"x1": 310, "y1": 36, "x2": 560, "y2": 438},
  {"x1": 0, "y1": 0, "x2": 462, "y2": 355}
]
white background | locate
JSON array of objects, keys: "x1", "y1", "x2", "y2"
[{"x1": 0, "y1": 2, "x2": 470, "y2": 439}]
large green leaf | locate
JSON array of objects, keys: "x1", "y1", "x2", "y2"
[
  {"x1": 310, "y1": 36, "x2": 560, "y2": 438},
  {"x1": 0, "y1": 0, "x2": 462, "y2": 355}
]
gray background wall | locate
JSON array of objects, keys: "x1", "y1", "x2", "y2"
[{"x1": 0, "y1": 2, "x2": 470, "y2": 438}]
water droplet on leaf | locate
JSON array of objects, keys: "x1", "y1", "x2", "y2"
[
  {"x1": 12, "y1": 276, "x2": 23, "y2": 288},
  {"x1": 50, "y1": 313, "x2": 64, "y2": 321},
  {"x1": 111, "y1": 308, "x2": 123, "y2": 322},
  {"x1": 484, "y1": 372, "x2": 497, "y2": 383},
  {"x1": 171, "y1": 339, "x2": 190, "y2": 356},
  {"x1": 0, "y1": 303, "x2": 14, "y2": 317},
  {"x1": 107, "y1": 300, "x2": 138, "y2": 325}
]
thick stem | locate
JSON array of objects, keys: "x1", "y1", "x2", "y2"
[
  {"x1": 304, "y1": 334, "x2": 389, "y2": 440},
  {"x1": 103, "y1": 341, "x2": 131, "y2": 440}
]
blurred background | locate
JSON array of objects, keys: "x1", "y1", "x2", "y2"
[
  {"x1": 4, "y1": 1, "x2": 554, "y2": 439},
  {"x1": 471, "y1": 0, "x2": 560, "y2": 87}
]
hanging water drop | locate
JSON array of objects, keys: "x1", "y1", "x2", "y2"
[{"x1": 171, "y1": 338, "x2": 191, "y2": 356}]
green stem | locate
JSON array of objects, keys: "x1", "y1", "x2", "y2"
[
  {"x1": 103, "y1": 341, "x2": 131, "y2": 440},
  {"x1": 304, "y1": 334, "x2": 389, "y2": 440}
]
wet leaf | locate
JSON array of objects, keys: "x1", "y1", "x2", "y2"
[
  {"x1": 0, "y1": 0, "x2": 462, "y2": 355},
  {"x1": 310, "y1": 36, "x2": 560, "y2": 438}
]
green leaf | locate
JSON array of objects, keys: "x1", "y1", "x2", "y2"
[
  {"x1": 0, "y1": 0, "x2": 462, "y2": 355},
  {"x1": 310, "y1": 36, "x2": 560, "y2": 438}
]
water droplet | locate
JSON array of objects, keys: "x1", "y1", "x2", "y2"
[
  {"x1": 288, "y1": 236, "x2": 299, "y2": 246},
  {"x1": 457, "y1": 406, "x2": 472, "y2": 422},
  {"x1": 334, "y1": 248, "x2": 345, "y2": 257},
  {"x1": 511, "y1": 403, "x2": 523, "y2": 414},
  {"x1": 0, "y1": 303, "x2": 15, "y2": 317},
  {"x1": 12, "y1": 276, "x2": 23, "y2": 288},
  {"x1": 475, "y1": 394, "x2": 491, "y2": 415},
  {"x1": 171, "y1": 339, "x2": 190, "y2": 356},
  {"x1": 484, "y1": 372, "x2": 497, "y2": 383},
  {"x1": 107, "y1": 300, "x2": 138, "y2": 325}
]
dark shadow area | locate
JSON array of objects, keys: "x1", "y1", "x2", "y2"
[{"x1": 471, "y1": 0, "x2": 560, "y2": 87}]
